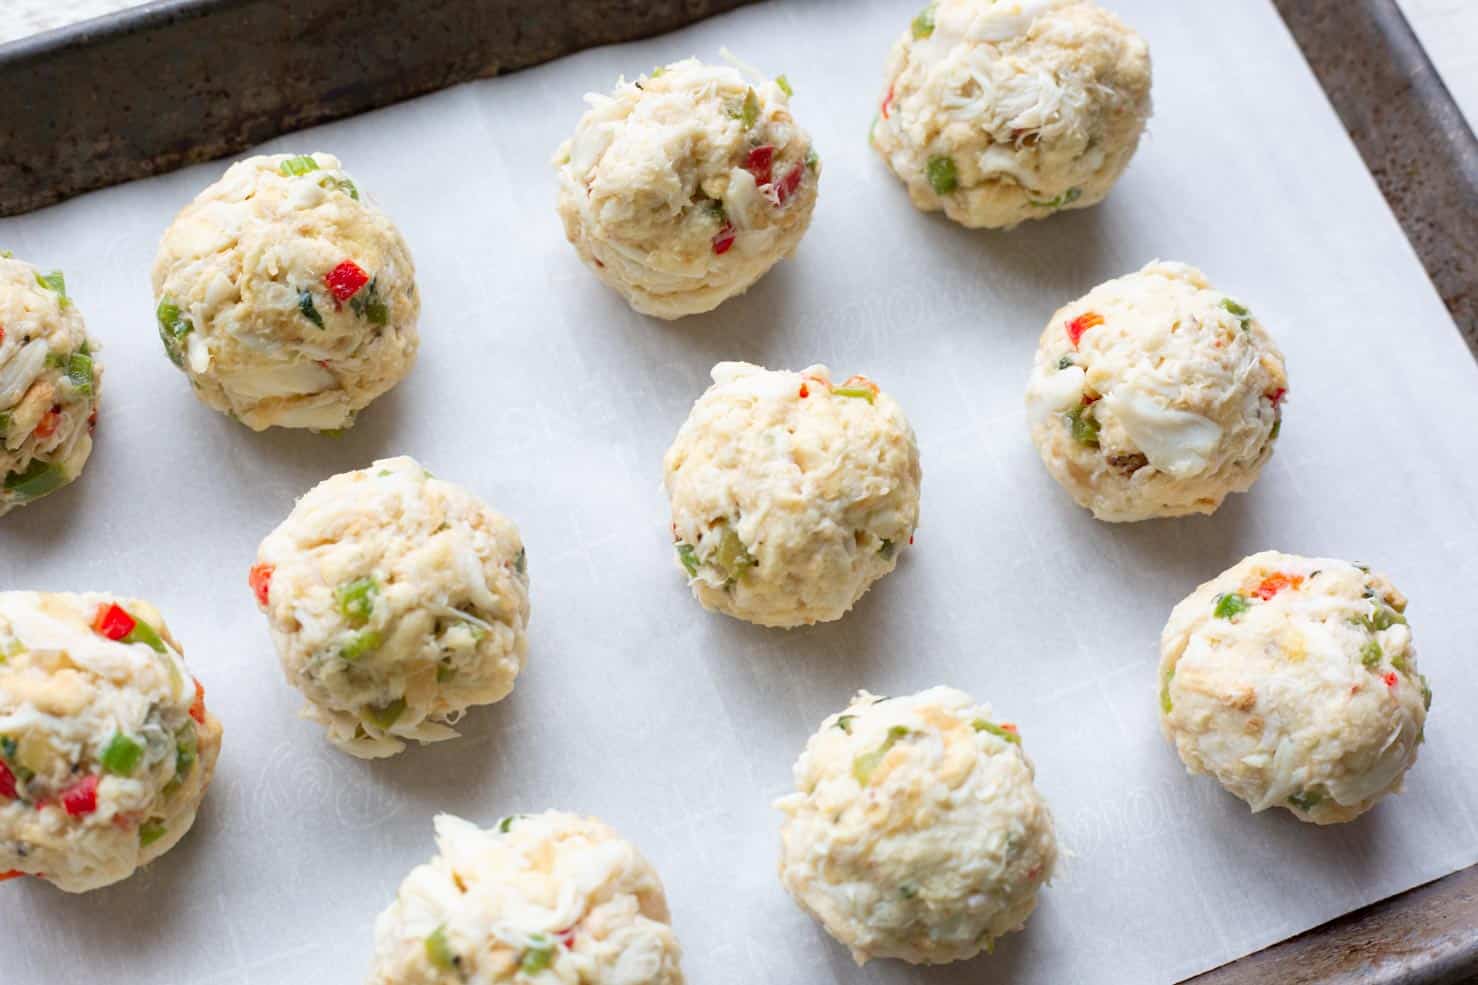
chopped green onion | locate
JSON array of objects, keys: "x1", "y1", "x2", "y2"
[
  {"x1": 1391, "y1": 652, "x2": 1412, "y2": 676},
  {"x1": 1066, "y1": 401, "x2": 1099, "y2": 447},
  {"x1": 834, "y1": 714, "x2": 855, "y2": 734},
  {"x1": 335, "y1": 576, "x2": 379, "y2": 626},
  {"x1": 1220, "y1": 298, "x2": 1251, "y2": 328},
  {"x1": 3, "y1": 460, "x2": 67, "y2": 500},
  {"x1": 124, "y1": 619, "x2": 167, "y2": 653},
  {"x1": 364, "y1": 698, "x2": 405, "y2": 730},
  {"x1": 715, "y1": 528, "x2": 755, "y2": 583},
  {"x1": 0, "y1": 412, "x2": 9, "y2": 436},
  {"x1": 514, "y1": 547, "x2": 527, "y2": 575},
  {"x1": 34, "y1": 270, "x2": 68, "y2": 304},
  {"x1": 279, "y1": 155, "x2": 319, "y2": 177},
  {"x1": 139, "y1": 820, "x2": 168, "y2": 846},
  {"x1": 805, "y1": 147, "x2": 819, "y2": 172},
  {"x1": 1160, "y1": 667, "x2": 1175, "y2": 714},
  {"x1": 66, "y1": 352, "x2": 93, "y2": 396},
  {"x1": 436, "y1": 664, "x2": 456, "y2": 683},
  {"x1": 1418, "y1": 674, "x2": 1432, "y2": 710},
  {"x1": 1269, "y1": 418, "x2": 1282, "y2": 440},
  {"x1": 341, "y1": 629, "x2": 382, "y2": 661},
  {"x1": 853, "y1": 725, "x2": 910, "y2": 781},
  {"x1": 1213, "y1": 593, "x2": 1249, "y2": 620},
  {"x1": 101, "y1": 732, "x2": 144, "y2": 775},
  {"x1": 925, "y1": 155, "x2": 957, "y2": 195},
  {"x1": 498, "y1": 814, "x2": 524, "y2": 833},
  {"x1": 651, "y1": 66, "x2": 667, "y2": 78},
  {"x1": 1027, "y1": 186, "x2": 1082, "y2": 210},
  {"x1": 775, "y1": 75, "x2": 794, "y2": 97},
  {"x1": 298, "y1": 289, "x2": 324, "y2": 328},
  {"x1": 1287, "y1": 788, "x2": 1324, "y2": 812},
  {"x1": 1359, "y1": 605, "x2": 1407, "y2": 632},
  {"x1": 676, "y1": 543, "x2": 699, "y2": 577},
  {"x1": 879, "y1": 539, "x2": 897, "y2": 560},
  {"x1": 1360, "y1": 639, "x2": 1382, "y2": 669},
  {"x1": 832, "y1": 386, "x2": 876, "y2": 403},
  {"x1": 319, "y1": 175, "x2": 359, "y2": 199},
  {"x1": 1056, "y1": 355, "x2": 1075, "y2": 370},
  {"x1": 852, "y1": 725, "x2": 910, "y2": 785},
  {"x1": 349, "y1": 277, "x2": 389, "y2": 326},
  {"x1": 156, "y1": 297, "x2": 193, "y2": 367},
  {"x1": 425, "y1": 926, "x2": 457, "y2": 971},
  {"x1": 175, "y1": 724, "x2": 198, "y2": 779},
  {"x1": 971, "y1": 719, "x2": 1020, "y2": 745},
  {"x1": 0, "y1": 249, "x2": 11, "y2": 258},
  {"x1": 911, "y1": 3, "x2": 936, "y2": 38},
  {"x1": 733, "y1": 87, "x2": 760, "y2": 129},
  {"x1": 520, "y1": 934, "x2": 555, "y2": 974}
]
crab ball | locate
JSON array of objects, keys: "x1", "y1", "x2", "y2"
[
  {"x1": 0, "y1": 592, "x2": 221, "y2": 892},
  {"x1": 151, "y1": 152, "x2": 418, "y2": 431},
  {"x1": 776, "y1": 687, "x2": 1057, "y2": 965},
  {"x1": 1160, "y1": 552, "x2": 1429, "y2": 825},
  {"x1": 369, "y1": 812, "x2": 685, "y2": 985},
  {"x1": 555, "y1": 58, "x2": 820, "y2": 319},
  {"x1": 662, "y1": 362, "x2": 921, "y2": 628},
  {"x1": 0, "y1": 255, "x2": 101, "y2": 516},
  {"x1": 871, "y1": 0, "x2": 1151, "y2": 229},
  {"x1": 252, "y1": 456, "x2": 529, "y2": 758},
  {"x1": 1025, "y1": 261, "x2": 1288, "y2": 521}
]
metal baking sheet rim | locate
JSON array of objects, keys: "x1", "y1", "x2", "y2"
[{"x1": 1, "y1": 0, "x2": 1475, "y2": 983}]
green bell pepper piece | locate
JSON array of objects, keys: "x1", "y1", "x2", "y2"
[{"x1": 101, "y1": 732, "x2": 144, "y2": 775}]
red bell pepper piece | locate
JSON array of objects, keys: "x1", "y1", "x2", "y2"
[
  {"x1": 189, "y1": 678, "x2": 206, "y2": 725},
  {"x1": 60, "y1": 774, "x2": 98, "y2": 816},
  {"x1": 33, "y1": 407, "x2": 60, "y2": 439},
  {"x1": 0, "y1": 761, "x2": 16, "y2": 800},
  {"x1": 249, "y1": 563, "x2": 274, "y2": 607},
  {"x1": 1252, "y1": 573, "x2": 1302, "y2": 601},
  {"x1": 92, "y1": 603, "x2": 136, "y2": 642},
  {"x1": 324, "y1": 261, "x2": 370, "y2": 306},
  {"x1": 1067, "y1": 312, "x2": 1104, "y2": 348},
  {"x1": 712, "y1": 224, "x2": 737, "y2": 255},
  {"x1": 775, "y1": 164, "x2": 805, "y2": 205},
  {"x1": 744, "y1": 145, "x2": 775, "y2": 186}
]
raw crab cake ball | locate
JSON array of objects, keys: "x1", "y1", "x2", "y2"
[
  {"x1": 872, "y1": 0, "x2": 1151, "y2": 229},
  {"x1": 0, "y1": 254, "x2": 101, "y2": 516},
  {"x1": 1025, "y1": 262, "x2": 1288, "y2": 522},
  {"x1": 663, "y1": 363, "x2": 921, "y2": 628},
  {"x1": 370, "y1": 811, "x2": 685, "y2": 985},
  {"x1": 1159, "y1": 552, "x2": 1430, "y2": 825},
  {"x1": 252, "y1": 456, "x2": 529, "y2": 758},
  {"x1": 776, "y1": 687, "x2": 1057, "y2": 965},
  {"x1": 0, "y1": 592, "x2": 222, "y2": 892},
  {"x1": 151, "y1": 152, "x2": 418, "y2": 431},
  {"x1": 554, "y1": 58, "x2": 819, "y2": 319}
]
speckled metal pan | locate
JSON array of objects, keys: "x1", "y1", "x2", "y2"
[
  {"x1": 0, "y1": 0, "x2": 760, "y2": 217},
  {"x1": 1273, "y1": 0, "x2": 1477, "y2": 356},
  {"x1": 0, "y1": 1, "x2": 1475, "y2": 978}
]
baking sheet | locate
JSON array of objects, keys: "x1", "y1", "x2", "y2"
[{"x1": 3, "y1": 1, "x2": 1477, "y2": 982}]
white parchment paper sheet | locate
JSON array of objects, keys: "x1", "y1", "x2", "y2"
[{"x1": 3, "y1": 1, "x2": 1476, "y2": 983}]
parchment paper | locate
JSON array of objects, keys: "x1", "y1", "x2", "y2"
[{"x1": 3, "y1": 2, "x2": 1476, "y2": 983}]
